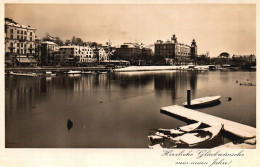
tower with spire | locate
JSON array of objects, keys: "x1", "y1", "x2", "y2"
[{"x1": 190, "y1": 39, "x2": 197, "y2": 59}]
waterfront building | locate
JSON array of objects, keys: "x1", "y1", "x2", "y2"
[
  {"x1": 54, "y1": 45, "x2": 95, "y2": 65},
  {"x1": 154, "y1": 34, "x2": 197, "y2": 64},
  {"x1": 5, "y1": 18, "x2": 37, "y2": 66},
  {"x1": 93, "y1": 48, "x2": 108, "y2": 62},
  {"x1": 114, "y1": 43, "x2": 142, "y2": 61},
  {"x1": 40, "y1": 41, "x2": 59, "y2": 66}
]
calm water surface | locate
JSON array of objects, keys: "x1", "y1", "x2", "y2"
[{"x1": 5, "y1": 70, "x2": 256, "y2": 148}]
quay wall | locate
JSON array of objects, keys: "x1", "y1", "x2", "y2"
[{"x1": 5, "y1": 67, "x2": 113, "y2": 73}]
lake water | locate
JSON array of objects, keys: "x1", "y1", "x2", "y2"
[{"x1": 5, "y1": 70, "x2": 256, "y2": 148}]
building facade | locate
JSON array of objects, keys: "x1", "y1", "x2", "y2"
[
  {"x1": 94, "y1": 48, "x2": 108, "y2": 62},
  {"x1": 5, "y1": 18, "x2": 37, "y2": 66},
  {"x1": 154, "y1": 34, "x2": 197, "y2": 64},
  {"x1": 40, "y1": 41, "x2": 59, "y2": 66},
  {"x1": 115, "y1": 43, "x2": 142, "y2": 61},
  {"x1": 55, "y1": 45, "x2": 95, "y2": 65}
]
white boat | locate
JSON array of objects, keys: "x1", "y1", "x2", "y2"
[
  {"x1": 149, "y1": 124, "x2": 223, "y2": 148},
  {"x1": 183, "y1": 95, "x2": 221, "y2": 107},
  {"x1": 171, "y1": 124, "x2": 223, "y2": 148},
  {"x1": 158, "y1": 122, "x2": 201, "y2": 135},
  {"x1": 9, "y1": 71, "x2": 39, "y2": 77},
  {"x1": 66, "y1": 70, "x2": 81, "y2": 74},
  {"x1": 148, "y1": 122, "x2": 201, "y2": 142}
]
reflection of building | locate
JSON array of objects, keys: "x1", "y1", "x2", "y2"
[
  {"x1": 154, "y1": 34, "x2": 197, "y2": 64},
  {"x1": 5, "y1": 18, "x2": 37, "y2": 67}
]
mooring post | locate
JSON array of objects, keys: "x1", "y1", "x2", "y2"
[{"x1": 187, "y1": 90, "x2": 191, "y2": 107}]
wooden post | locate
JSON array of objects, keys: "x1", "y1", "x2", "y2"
[{"x1": 187, "y1": 90, "x2": 191, "y2": 107}]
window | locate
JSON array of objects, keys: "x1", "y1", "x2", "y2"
[
  {"x1": 21, "y1": 31, "x2": 23, "y2": 35},
  {"x1": 17, "y1": 35, "x2": 19, "y2": 40},
  {"x1": 21, "y1": 49, "x2": 23, "y2": 54},
  {"x1": 21, "y1": 43, "x2": 23, "y2": 47},
  {"x1": 17, "y1": 30, "x2": 20, "y2": 34},
  {"x1": 10, "y1": 29, "x2": 13, "y2": 33},
  {"x1": 24, "y1": 36, "x2": 27, "y2": 41},
  {"x1": 10, "y1": 34, "x2": 13, "y2": 39},
  {"x1": 30, "y1": 32, "x2": 32, "y2": 36},
  {"x1": 17, "y1": 49, "x2": 19, "y2": 54},
  {"x1": 17, "y1": 43, "x2": 19, "y2": 47},
  {"x1": 30, "y1": 37, "x2": 32, "y2": 41},
  {"x1": 24, "y1": 31, "x2": 27, "y2": 35}
]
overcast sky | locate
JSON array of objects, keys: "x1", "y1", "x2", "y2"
[{"x1": 5, "y1": 4, "x2": 256, "y2": 57}]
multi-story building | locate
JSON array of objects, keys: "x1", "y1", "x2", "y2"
[
  {"x1": 54, "y1": 45, "x2": 95, "y2": 65},
  {"x1": 5, "y1": 18, "x2": 37, "y2": 66},
  {"x1": 93, "y1": 48, "x2": 108, "y2": 62},
  {"x1": 154, "y1": 34, "x2": 197, "y2": 64},
  {"x1": 115, "y1": 43, "x2": 142, "y2": 61},
  {"x1": 40, "y1": 41, "x2": 59, "y2": 66}
]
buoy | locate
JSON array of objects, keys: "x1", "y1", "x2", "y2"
[
  {"x1": 100, "y1": 101, "x2": 103, "y2": 103},
  {"x1": 236, "y1": 80, "x2": 238, "y2": 83},
  {"x1": 227, "y1": 97, "x2": 232, "y2": 101}
]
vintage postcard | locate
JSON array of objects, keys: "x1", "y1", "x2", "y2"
[{"x1": 0, "y1": 0, "x2": 259, "y2": 166}]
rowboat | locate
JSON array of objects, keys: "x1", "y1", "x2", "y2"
[
  {"x1": 66, "y1": 70, "x2": 81, "y2": 74},
  {"x1": 183, "y1": 96, "x2": 221, "y2": 107},
  {"x1": 46, "y1": 71, "x2": 56, "y2": 76},
  {"x1": 171, "y1": 124, "x2": 223, "y2": 148},
  {"x1": 148, "y1": 122, "x2": 201, "y2": 142},
  {"x1": 158, "y1": 121, "x2": 201, "y2": 135},
  {"x1": 149, "y1": 124, "x2": 223, "y2": 148},
  {"x1": 9, "y1": 71, "x2": 40, "y2": 77}
]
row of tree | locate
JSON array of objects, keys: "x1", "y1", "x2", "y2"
[{"x1": 42, "y1": 33, "x2": 103, "y2": 48}]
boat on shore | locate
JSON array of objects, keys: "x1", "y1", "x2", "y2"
[
  {"x1": 183, "y1": 95, "x2": 221, "y2": 107},
  {"x1": 149, "y1": 124, "x2": 223, "y2": 148},
  {"x1": 148, "y1": 122, "x2": 202, "y2": 142}
]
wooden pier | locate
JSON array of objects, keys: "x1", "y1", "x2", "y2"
[{"x1": 160, "y1": 105, "x2": 256, "y2": 139}]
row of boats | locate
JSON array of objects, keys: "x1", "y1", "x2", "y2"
[{"x1": 6, "y1": 70, "x2": 109, "y2": 77}]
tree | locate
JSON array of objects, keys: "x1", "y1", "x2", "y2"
[
  {"x1": 219, "y1": 52, "x2": 230, "y2": 58},
  {"x1": 54, "y1": 37, "x2": 64, "y2": 46},
  {"x1": 71, "y1": 36, "x2": 84, "y2": 46},
  {"x1": 42, "y1": 32, "x2": 53, "y2": 41}
]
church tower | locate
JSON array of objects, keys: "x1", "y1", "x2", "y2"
[{"x1": 190, "y1": 39, "x2": 197, "y2": 59}]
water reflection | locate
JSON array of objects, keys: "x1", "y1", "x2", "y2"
[{"x1": 5, "y1": 70, "x2": 256, "y2": 148}]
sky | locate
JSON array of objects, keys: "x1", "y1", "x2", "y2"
[{"x1": 5, "y1": 4, "x2": 256, "y2": 57}]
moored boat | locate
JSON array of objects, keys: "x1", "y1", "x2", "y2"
[
  {"x1": 158, "y1": 121, "x2": 201, "y2": 135},
  {"x1": 148, "y1": 122, "x2": 202, "y2": 142},
  {"x1": 183, "y1": 95, "x2": 221, "y2": 107},
  {"x1": 149, "y1": 124, "x2": 223, "y2": 149},
  {"x1": 66, "y1": 70, "x2": 81, "y2": 74},
  {"x1": 171, "y1": 124, "x2": 223, "y2": 148}
]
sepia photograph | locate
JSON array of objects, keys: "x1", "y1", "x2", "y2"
[
  {"x1": 1, "y1": 1, "x2": 260, "y2": 166},
  {"x1": 4, "y1": 3, "x2": 256, "y2": 149}
]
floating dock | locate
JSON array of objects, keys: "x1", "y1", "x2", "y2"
[{"x1": 160, "y1": 105, "x2": 256, "y2": 139}]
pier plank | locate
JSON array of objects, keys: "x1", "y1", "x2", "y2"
[{"x1": 160, "y1": 105, "x2": 256, "y2": 138}]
